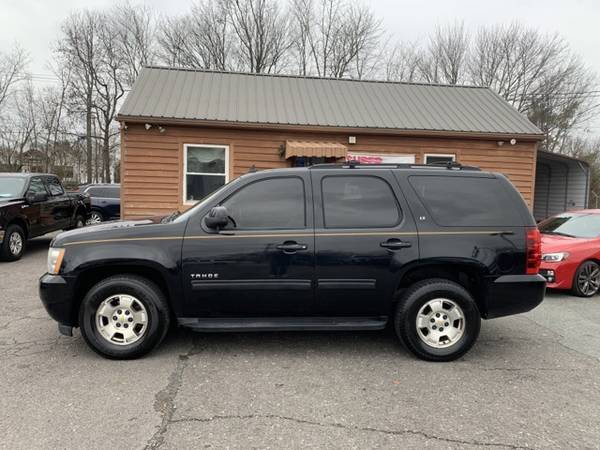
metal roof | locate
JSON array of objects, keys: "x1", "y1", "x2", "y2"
[{"x1": 118, "y1": 66, "x2": 543, "y2": 138}]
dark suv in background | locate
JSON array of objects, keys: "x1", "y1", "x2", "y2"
[
  {"x1": 40, "y1": 163, "x2": 545, "y2": 361},
  {"x1": 79, "y1": 184, "x2": 120, "y2": 223}
]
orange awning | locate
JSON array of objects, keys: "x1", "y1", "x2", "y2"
[{"x1": 285, "y1": 141, "x2": 347, "y2": 159}]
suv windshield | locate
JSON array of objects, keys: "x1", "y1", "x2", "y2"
[
  {"x1": 0, "y1": 177, "x2": 26, "y2": 198},
  {"x1": 539, "y1": 213, "x2": 600, "y2": 238}
]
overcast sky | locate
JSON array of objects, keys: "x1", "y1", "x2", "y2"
[{"x1": 2, "y1": 0, "x2": 600, "y2": 132}]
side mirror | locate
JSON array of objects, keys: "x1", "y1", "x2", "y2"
[
  {"x1": 204, "y1": 206, "x2": 230, "y2": 229},
  {"x1": 27, "y1": 192, "x2": 47, "y2": 203}
]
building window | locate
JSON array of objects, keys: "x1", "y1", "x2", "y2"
[
  {"x1": 424, "y1": 153, "x2": 456, "y2": 165},
  {"x1": 184, "y1": 144, "x2": 229, "y2": 203}
]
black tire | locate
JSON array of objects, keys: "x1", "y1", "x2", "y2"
[
  {"x1": 0, "y1": 224, "x2": 26, "y2": 262},
  {"x1": 571, "y1": 260, "x2": 600, "y2": 297},
  {"x1": 394, "y1": 278, "x2": 481, "y2": 362},
  {"x1": 79, "y1": 275, "x2": 171, "y2": 359}
]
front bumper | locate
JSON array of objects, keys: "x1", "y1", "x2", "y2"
[
  {"x1": 39, "y1": 273, "x2": 78, "y2": 327},
  {"x1": 482, "y1": 274, "x2": 546, "y2": 319},
  {"x1": 539, "y1": 263, "x2": 574, "y2": 290}
]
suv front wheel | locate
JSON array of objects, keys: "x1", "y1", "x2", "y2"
[
  {"x1": 79, "y1": 275, "x2": 171, "y2": 359},
  {"x1": 394, "y1": 279, "x2": 481, "y2": 362}
]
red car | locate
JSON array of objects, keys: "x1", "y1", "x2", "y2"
[{"x1": 539, "y1": 210, "x2": 600, "y2": 297}]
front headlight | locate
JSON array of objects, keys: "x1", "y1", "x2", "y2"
[
  {"x1": 542, "y1": 252, "x2": 569, "y2": 262},
  {"x1": 47, "y1": 248, "x2": 65, "y2": 274}
]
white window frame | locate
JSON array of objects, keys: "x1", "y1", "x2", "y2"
[
  {"x1": 424, "y1": 153, "x2": 456, "y2": 164},
  {"x1": 183, "y1": 144, "x2": 230, "y2": 204}
]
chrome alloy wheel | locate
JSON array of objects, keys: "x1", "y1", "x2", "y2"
[
  {"x1": 577, "y1": 262, "x2": 600, "y2": 296},
  {"x1": 87, "y1": 212, "x2": 103, "y2": 225},
  {"x1": 8, "y1": 231, "x2": 23, "y2": 256},
  {"x1": 416, "y1": 298, "x2": 465, "y2": 349},
  {"x1": 95, "y1": 294, "x2": 148, "y2": 345}
]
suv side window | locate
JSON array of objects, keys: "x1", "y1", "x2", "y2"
[
  {"x1": 408, "y1": 175, "x2": 522, "y2": 227},
  {"x1": 46, "y1": 177, "x2": 64, "y2": 196},
  {"x1": 223, "y1": 177, "x2": 306, "y2": 229},
  {"x1": 105, "y1": 187, "x2": 120, "y2": 199},
  {"x1": 27, "y1": 177, "x2": 47, "y2": 195},
  {"x1": 322, "y1": 176, "x2": 401, "y2": 228}
]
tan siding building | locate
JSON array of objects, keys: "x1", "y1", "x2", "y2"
[
  {"x1": 117, "y1": 67, "x2": 586, "y2": 220},
  {"x1": 120, "y1": 123, "x2": 538, "y2": 219}
]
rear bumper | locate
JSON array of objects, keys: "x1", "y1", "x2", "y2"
[
  {"x1": 482, "y1": 274, "x2": 546, "y2": 319},
  {"x1": 39, "y1": 273, "x2": 78, "y2": 327}
]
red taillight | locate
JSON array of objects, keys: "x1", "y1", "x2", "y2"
[{"x1": 526, "y1": 227, "x2": 542, "y2": 274}]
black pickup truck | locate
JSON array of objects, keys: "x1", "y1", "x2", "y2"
[{"x1": 0, "y1": 173, "x2": 91, "y2": 261}]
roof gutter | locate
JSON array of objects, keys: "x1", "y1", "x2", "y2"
[{"x1": 116, "y1": 115, "x2": 544, "y2": 142}]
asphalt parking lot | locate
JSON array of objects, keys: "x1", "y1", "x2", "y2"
[{"x1": 2, "y1": 235, "x2": 600, "y2": 449}]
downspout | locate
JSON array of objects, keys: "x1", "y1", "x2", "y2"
[
  {"x1": 564, "y1": 163, "x2": 570, "y2": 211},
  {"x1": 576, "y1": 161, "x2": 590, "y2": 209}
]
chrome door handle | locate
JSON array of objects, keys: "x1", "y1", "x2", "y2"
[
  {"x1": 276, "y1": 241, "x2": 308, "y2": 254},
  {"x1": 380, "y1": 239, "x2": 412, "y2": 250}
]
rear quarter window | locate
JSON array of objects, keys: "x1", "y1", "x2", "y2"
[{"x1": 408, "y1": 175, "x2": 523, "y2": 227}]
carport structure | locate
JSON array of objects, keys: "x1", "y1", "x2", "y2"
[{"x1": 533, "y1": 150, "x2": 591, "y2": 222}]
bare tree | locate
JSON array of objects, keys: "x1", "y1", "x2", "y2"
[
  {"x1": 57, "y1": 11, "x2": 102, "y2": 184},
  {"x1": 290, "y1": 0, "x2": 313, "y2": 75},
  {"x1": 110, "y1": 1, "x2": 157, "y2": 87},
  {"x1": 0, "y1": 44, "x2": 28, "y2": 112},
  {"x1": 418, "y1": 22, "x2": 469, "y2": 84},
  {"x1": 93, "y1": 17, "x2": 127, "y2": 183},
  {"x1": 384, "y1": 41, "x2": 421, "y2": 82},
  {"x1": 229, "y1": 0, "x2": 291, "y2": 73},
  {"x1": 0, "y1": 82, "x2": 36, "y2": 170},
  {"x1": 157, "y1": 0, "x2": 232, "y2": 70},
  {"x1": 291, "y1": 0, "x2": 382, "y2": 78},
  {"x1": 468, "y1": 23, "x2": 597, "y2": 151}
]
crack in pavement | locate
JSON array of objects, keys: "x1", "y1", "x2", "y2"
[
  {"x1": 168, "y1": 413, "x2": 532, "y2": 449},
  {"x1": 145, "y1": 340, "x2": 200, "y2": 450}
]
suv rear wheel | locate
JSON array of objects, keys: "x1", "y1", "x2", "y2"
[
  {"x1": 79, "y1": 275, "x2": 170, "y2": 359},
  {"x1": 394, "y1": 279, "x2": 481, "y2": 362}
]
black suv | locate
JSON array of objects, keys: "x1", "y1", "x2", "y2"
[
  {"x1": 39, "y1": 164, "x2": 545, "y2": 361},
  {"x1": 0, "y1": 173, "x2": 91, "y2": 261},
  {"x1": 79, "y1": 184, "x2": 120, "y2": 224}
]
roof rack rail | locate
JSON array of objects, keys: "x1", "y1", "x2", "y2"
[{"x1": 308, "y1": 161, "x2": 481, "y2": 171}]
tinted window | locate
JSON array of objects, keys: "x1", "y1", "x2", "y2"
[
  {"x1": 27, "y1": 177, "x2": 46, "y2": 195},
  {"x1": 223, "y1": 177, "x2": 305, "y2": 229},
  {"x1": 87, "y1": 187, "x2": 120, "y2": 198},
  {"x1": 104, "y1": 187, "x2": 120, "y2": 199},
  {"x1": 46, "y1": 177, "x2": 64, "y2": 196},
  {"x1": 409, "y1": 175, "x2": 522, "y2": 227},
  {"x1": 322, "y1": 176, "x2": 401, "y2": 228},
  {"x1": 539, "y1": 213, "x2": 600, "y2": 238}
]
